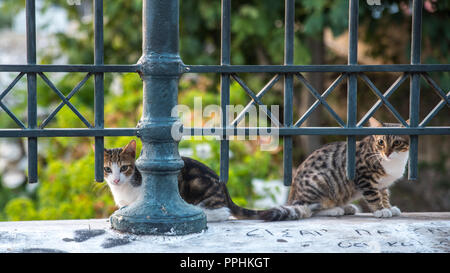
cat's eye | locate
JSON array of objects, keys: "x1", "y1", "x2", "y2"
[
  {"x1": 393, "y1": 140, "x2": 400, "y2": 146},
  {"x1": 377, "y1": 139, "x2": 384, "y2": 146},
  {"x1": 120, "y1": 165, "x2": 129, "y2": 172},
  {"x1": 104, "y1": 167, "x2": 112, "y2": 173}
]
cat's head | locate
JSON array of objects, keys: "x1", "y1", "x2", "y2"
[
  {"x1": 103, "y1": 140, "x2": 137, "y2": 187},
  {"x1": 368, "y1": 117, "x2": 410, "y2": 161}
]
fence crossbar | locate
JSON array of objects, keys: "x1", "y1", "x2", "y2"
[
  {"x1": 40, "y1": 72, "x2": 92, "y2": 129},
  {"x1": 295, "y1": 72, "x2": 346, "y2": 127},
  {"x1": 359, "y1": 73, "x2": 409, "y2": 127},
  {"x1": 38, "y1": 72, "x2": 93, "y2": 128},
  {"x1": 357, "y1": 73, "x2": 409, "y2": 127},
  {"x1": 231, "y1": 74, "x2": 281, "y2": 127},
  {"x1": 0, "y1": 72, "x2": 27, "y2": 129},
  {"x1": 419, "y1": 91, "x2": 450, "y2": 127},
  {"x1": 231, "y1": 73, "x2": 281, "y2": 127}
]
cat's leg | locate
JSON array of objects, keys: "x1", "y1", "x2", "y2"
[
  {"x1": 362, "y1": 187, "x2": 393, "y2": 218},
  {"x1": 342, "y1": 204, "x2": 359, "y2": 215},
  {"x1": 315, "y1": 207, "x2": 345, "y2": 217},
  {"x1": 310, "y1": 198, "x2": 345, "y2": 217},
  {"x1": 196, "y1": 198, "x2": 231, "y2": 222},
  {"x1": 357, "y1": 176, "x2": 393, "y2": 218},
  {"x1": 380, "y1": 189, "x2": 401, "y2": 216},
  {"x1": 317, "y1": 204, "x2": 358, "y2": 216},
  {"x1": 192, "y1": 182, "x2": 232, "y2": 222},
  {"x1": 200, "y1": 206, "x2": 232, "y2": 222}
]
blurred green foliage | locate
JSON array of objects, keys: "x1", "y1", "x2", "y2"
[{"x1": 0, "y1": 0, "x2": 448, "y2": 220}]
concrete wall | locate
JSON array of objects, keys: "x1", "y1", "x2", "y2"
[{"x1": 0, "y1": 213, "x2": 449, "y2": 253}]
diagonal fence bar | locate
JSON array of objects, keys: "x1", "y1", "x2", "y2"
[
  {"x1": 295, "y1": 73, "x2": 346, "y2": 127},
  {"x1": 0, "y1": 72, "x2": 25, "y2": 100},
  {"x1": 0, "y1": 101, "x2": 26, "y2": 129},
  {"x1": 421, "y1": 73, "x2": 450, "y2": 105},
  {"x1": 39, "y1": 73, "x2": 92, "y2": 128},
  {"x1": 0, "y1": 73, "x2": 27, "y2": 129},
  {"x1": 358, "y1": 73, "x2": 409, "y2": 127},
  {"x1": 38, "y1": 72, "x2": 92, "y2": 128},
  {"x1": 357, "y1": 73, "x2": 409, "y2": 127},
  {"x1": 231, "y1": 74, "x2": 281, "y2": 127},
  {"x1": 419, "y1": 91, "x2": 450, "y2": 127}
]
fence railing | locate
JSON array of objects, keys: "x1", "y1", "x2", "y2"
[{"x1": 0, "y1": 0, "x2": 449, "y2": 235}]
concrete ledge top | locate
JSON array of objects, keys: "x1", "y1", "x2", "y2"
[{"x1": 0, "y1": 213, "x2": 449, "y2": 253}]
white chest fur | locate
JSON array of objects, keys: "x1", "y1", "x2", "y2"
[
  {"x1": 378, "y1": 151, "x2": 409, "y2": 189},
  {"x1": 109, "y1": 182, "x2": 142, "y2": 208}
]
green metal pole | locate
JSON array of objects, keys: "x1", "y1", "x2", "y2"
[
  {"x1": 408, "y1": 0, "x2": 423, "y2": 180},
  {"x1": 110, "y1": 0, "x2": 206, "y2": 235}
]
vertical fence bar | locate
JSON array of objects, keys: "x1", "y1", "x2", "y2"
[
  {"x1": 408, "y1": 0, "x2": 423, "y2": 180},
  {"x1": 94, "y1": 0, "x2": 104, "y2": 182},
  {"x1": 346, "y1": 0, "x2": 358, "y2": 181},
  {"x1": 283, "y1": 0, "x2": 294, "y2": 186},
  {"x1": 110, "y1": 0, "x2": 206, "y2": 235},
  {"x1": 26, "y1": 0, "x2": 38, "y2": 183},
  {"x1": 220, "y1": 0, "x2": 231, "y2": 184}
]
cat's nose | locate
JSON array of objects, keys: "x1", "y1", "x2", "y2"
[{"x1": 113, "y1": 179, "x2": 120, "y2": 184}]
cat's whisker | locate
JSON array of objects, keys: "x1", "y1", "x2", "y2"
[{"x1": 366, "y1": 153, "x2": 381, "y2": 159}]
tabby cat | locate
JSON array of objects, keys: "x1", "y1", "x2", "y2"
[
  {"x1": 260, "y1": 117, "x2": 410, "y2": 221},
  {"x1": 102, "y1": 140, "x2": 260, "y2": 222}
]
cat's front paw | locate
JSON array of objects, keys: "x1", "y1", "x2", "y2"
[
  {"x1": 343, "y1": 204, "x2": 359, "y2": 215},
  {"x1": 389, "y1": 206, "x2": 401, "y2": 216},
  {"x1": 315, "y1": 207, "x2": 345, "y2": 217},
  {"x1": 373, "y1": 208, "x2": 393, "y2": 218}
]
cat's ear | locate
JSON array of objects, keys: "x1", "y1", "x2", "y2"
[
  {"x1": 122, "y1": 139, "x2": 137, "y2": 158},
  {"x1": 368, "y1": 117, "x2": 383, "y2": 127},
  {"x1": 406, "y1": 119, "x2": 410, "y2": 126}
]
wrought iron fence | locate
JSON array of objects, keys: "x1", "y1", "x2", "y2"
[{"x1": 0, "y1": 0, "x2": 449, "y2": 235}]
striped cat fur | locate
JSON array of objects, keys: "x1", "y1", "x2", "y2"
[{"x1": 260, "y1": 117, "x2": 409, "y2": 221}]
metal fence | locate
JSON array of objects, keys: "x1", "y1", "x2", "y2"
[{"x1": 0, "y1": 0, "x2": 449, "y2": 234}]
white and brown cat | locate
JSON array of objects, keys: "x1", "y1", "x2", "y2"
[{"x1": 102, "y1": 140, "x2": 260, "y2": 222}]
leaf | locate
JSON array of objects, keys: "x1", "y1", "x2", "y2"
[
  {"x1": 303, "y1": 12, "x2": 324, "y2": 35},
  {"x1": 328, "y1": 0, "x2": 349, "y2": 37},
  {"x1": 303, "y1": 0, "x2": 328, "y2": 12}
]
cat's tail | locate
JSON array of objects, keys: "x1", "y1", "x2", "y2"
[
  {"x1": 257, "y1": 203, "x2": 322, "y2": 221},
  {"x1": 221, "y1": 183, "x2": 262, "y2": 220},
  {"x1": 221, "y1": 183, "x2": 321, "y2": 221}
]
